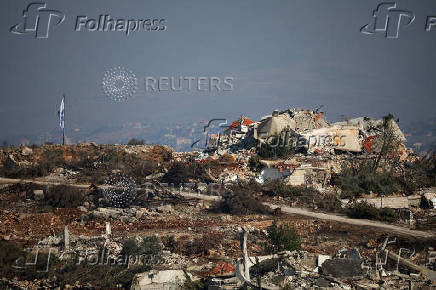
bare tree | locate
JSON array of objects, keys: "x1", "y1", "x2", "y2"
[{"x1": 372, "y1": 114, "x2": 402, "y2": 172}]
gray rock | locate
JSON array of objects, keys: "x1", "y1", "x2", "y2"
[
  {"x1": 131, "y1": 270, "x2": 191, "y2": 290},
  {"x1": 21, "y1": 146, "x2": 33, "y2": 156},
  {"x1": 33, "y1": 190, "x2": 44, "y2": 201},
  {"x1": 92, "y1": 207, "x2": 122, "y2": 219},
  {"x1": 156, "y1": 204, "x2": 174, "y2": 214},
  {"x1": 321, "y1": 258, "x2": 363, "y2": 279},
  {"x1": 77, "y1": 206, "x2": 88, "y2": 212}
]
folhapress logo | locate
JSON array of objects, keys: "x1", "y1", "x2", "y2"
[
  {"x1": 10, "y1": 2, "x2": 65, "y2": 39},
  {"x1": 361, "y1": 2, "x2": 415, "y2": 38},
  {"x1": 10, "y1": 3, "x2": 166, "y2": 39}
]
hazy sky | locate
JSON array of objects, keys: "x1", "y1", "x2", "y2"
[{"x1": 1, "y1": 0, "x2": 436, "y2": 143}]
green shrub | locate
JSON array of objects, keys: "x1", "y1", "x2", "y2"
[
  {"x1": 248, "y1": 155, "x2": 263, "y2": 172},
  {"x1": 161, "y1": 235, "x2": 176, "y2": 251},
  {"x1": 175, "y1": 234, "x2": 222, "y2": 257},
  {"x1": 132, "y1": 159, "x2": 159, "y2": 177},
  {"x1": 163, "y1": 162, "x2": 211, "y2": 186},
  {"x1": 127, "y1": 138, "x2": 145, "y2": 145},
  {"x1": 0, "y1": 241, "x2": 24, "y2": 277},
  {"x1": 56, "y1": 263, "x2": 148, "y2": 289},
  {"x1": 0, "y1": 243, "x2": 60, "y2": 281},
  {"x1": 263, "y1": 180, "x2": 293, "y2": 197},
  {"x1": 346, "y1": 201, "x2": 379, "y2": 219},
  {"x1": 265, "y1": 221, "x2": 301, "y2": 253},
  {"x1": 44, "y1": 185, "x2": 84, "y2": 208},
  {"x1": 20, "y1": 251, "x2": 60, "y2": 281},
  {"x1": 379, "y1": 208, "x2": 399, "y2": 222},
  {"x1": 399, "y1": 151, "x2": 436, "y2": 193},
  {"x1": 182, "y1": 276, "x2": 206, "y2": 290},
  {"x1": 36, "y1": 149, "x2": 65, "y2": 176},
  {"x1": 262, "y1": 180, "x2": 318, "y2": 199},
  {"x1": 121, "y1": 236, "x2": 163, "y2": 265},
  {"x1": 317, "y1": 194, "x2": 342, "y2": 212},
  {"x1": 216, "y1": 189, "x2": 270, "y2": 215},
  {"x1": 2, "y1": 149, "x2": 65, "y2": 178},
  {"x1": 339, "y1": 163, "x2": 400, "y2": 198},
  {"x1": 346, "y1": 201, "x2": 399, "y2": 222}
]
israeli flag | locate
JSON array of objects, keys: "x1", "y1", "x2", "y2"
[{"x1": 58, "y1": 95, "x2": 65, "y2": 129}]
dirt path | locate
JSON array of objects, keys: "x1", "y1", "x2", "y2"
[
  {"x1": 265, "y1": 203, "x2": 435, "y2": 238},
  {"x1": 181, "y1": 192, "x2": 436, "y2": 238},
  {"x1": 1, "y1": 177, "x2": 434, "y2": 238}
]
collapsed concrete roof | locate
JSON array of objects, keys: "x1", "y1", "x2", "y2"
[
  {"x1": 254, "y1": 109, "x2": 329, "y2": 139},
  {"x1": 332, "y1": 117, "x2": 406, "y2": 143}
]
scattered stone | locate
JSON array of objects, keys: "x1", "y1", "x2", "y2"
[
  {"x1": 77, "y1": 206, "x2": 87, "y2": 212},
  {"x1": 64, "y1": 226, "x2": 70, "y2": 250},
  {"x1": 317, "y1": 254, "x2": 331, "y2": 267},
  {"x1": 131, "y1": 270, "x2": 191, "y2": 290},
  {"x1": 321, "y1": 248, "x2": 363, "y2": 279},
  {"x1": 33, "y1": 190, "x2": 44, "y2": 201},
  {"x1": 21, "y1": 146, "x2": 33, "y2": 156},
  {"x1": 157, "y1": 204, "x2": 174, "y2": 214}
]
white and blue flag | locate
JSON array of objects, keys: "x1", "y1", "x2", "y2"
[{"x1": 58, "y1": 95, "x2": 65, "y2": 129}]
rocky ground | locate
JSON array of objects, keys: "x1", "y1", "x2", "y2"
[{"x1": 0, "y1": 144, "x2": 435, "y2": 289}]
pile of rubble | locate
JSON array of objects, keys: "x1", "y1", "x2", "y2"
[{"x1": 209, "y1": 107, "x2": 410, "y2": 158}]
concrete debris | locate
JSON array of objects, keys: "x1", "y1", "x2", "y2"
[
  {"x1": 64, "y1": 226, "x2": 70, "y2": 250},
  {"x1": 208, "y1": 107, "x2": 409, "y2": 158},
  {"x1": 320, "y1": 248, "x2": 363, "y2": 279},
  {"x1": 130, "y1": 270, "x2": 191, "y2": 290},
  {"x1": 383, "y1": 248, "x2": 436, "y2": 282},
  {"x1": 157, "y1": 204, "x2": 174, "y2": 214},
  {"x1": 33, "y1": 189, "x2": 44, "y2": 201},
  {"x1": 21, "y1": 146, "x2": 33, "y2": 156},
  {"x1": 145, "y1": 172, "x2": 165, "y2": 180},
  {"x1": 317, "y1": 254, "x2": 331, "y2": 267},
  {"x1": 255, "y1": 109, "x2": 329, "y2": 139},
  {"x1": 341, "y1": 196, "x2": 411, "y2": 209},
  {"x1": 0, "y1": 130, "x2": 434, "y2": 289},
  {"x1": 419, "y1": 188, "x2": 436, "y2": 208},
  {"x1": 105, "y1": 221, "x2": 111, "y2": 237}
]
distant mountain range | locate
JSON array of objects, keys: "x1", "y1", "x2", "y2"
[{"x1": 402, "y1": 118, "x2": 436, "y2": 153}]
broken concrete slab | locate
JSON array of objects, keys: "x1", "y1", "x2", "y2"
[
  {"x1": 321, "y1": 248, "x2": 363, "y2": 279},
  {"x1": 130, "y1": 269, "x2": 191, "y2": 290},
  {"x1": 156, "y1": 204, "x2": 174, "y2": 214},
  {"x1": 321, "y1": 258, "x2": 363, "y2": 279},
  {"x1": 32, "y1": 189, "x2": 44, "y2": 201}
]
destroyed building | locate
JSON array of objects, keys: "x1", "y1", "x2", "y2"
[
  {"x1": 210, "y1": 107, "x2": 409, "y2": 158},
  {"x1": 203, "y1": 108, "x2": 413, "y2": 190}
]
